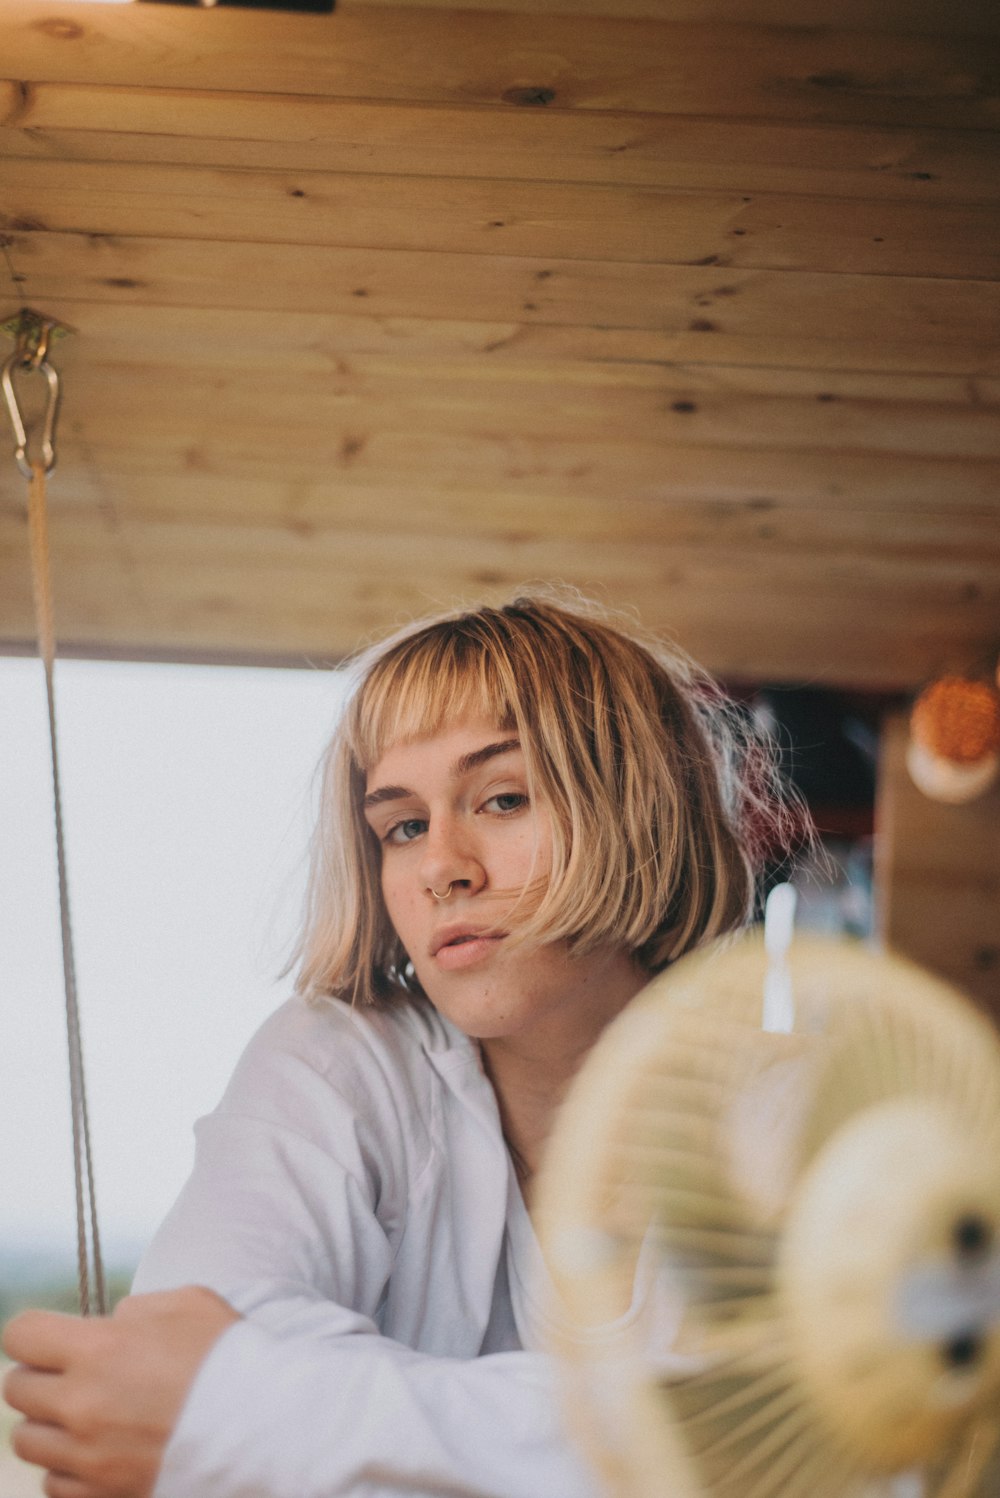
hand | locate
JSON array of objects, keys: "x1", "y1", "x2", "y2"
[{"x1": 2, "y1": 1286, "x2": 239, "y2": 1498}]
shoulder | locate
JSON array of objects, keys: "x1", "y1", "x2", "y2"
[
  {"x1": 240, "y1": 990, "x2": 463, "y2": 1087},
  {"x1": 213, "y1": 993, "x2": 467, "y2": 1161}
]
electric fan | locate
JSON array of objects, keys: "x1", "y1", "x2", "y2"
[{"x1": 536, "y1": 935, "x2": 1000, "y2": 1498}]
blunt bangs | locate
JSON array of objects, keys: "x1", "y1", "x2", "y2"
[{"x1": 346, "y1": 622, "x2": 516, "y2": 773}]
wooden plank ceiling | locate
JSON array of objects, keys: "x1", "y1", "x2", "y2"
[{"x1": 0, "y1": 0, "x2": 998, "y2": 687}]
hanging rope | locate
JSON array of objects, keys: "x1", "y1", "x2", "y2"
[{"x1": 3, "y1": 311, "x2": 107, "y2": 1316}]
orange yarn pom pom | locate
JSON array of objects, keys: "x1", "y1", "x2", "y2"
[{"x1": 911, "y1": 676, "x2": 1000, "y2": 764}]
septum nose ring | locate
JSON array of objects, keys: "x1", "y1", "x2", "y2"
[{"x1": 430, "y1": 883, "x2": 454, "y2": 901}]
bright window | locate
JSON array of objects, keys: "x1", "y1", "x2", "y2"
[{"x1": 1, "y1": 657, "x2": 345, "y2": 1287}]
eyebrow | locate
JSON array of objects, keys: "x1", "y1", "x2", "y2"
[{"x1": 362, "y1": 738, "x2": 521, "y2": 811}]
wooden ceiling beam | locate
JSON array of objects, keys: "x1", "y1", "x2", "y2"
[
  {"x1": 6, "y1": 230, "x2": 998, "y2": 342},
  {"x1": 7, "y1": 465, "x2": 997, "y2": 559},
  {"x1": 2, "y1": 2, "x2": 998, "y2": 130},
  {"x1": 41, "y1": 365, "x2": 1000, "y2": 462},
  {"x1": 4, "y1": 159, "x2": 999, "y2": 280},
  {"x1": 352, "y1": 0, "x2": 1000, "y2": 34},
  {"x1": 15, "y1": 300, "x2": 997, "y2": 379},
  {"x1": 4, "y1": 88, "x2": 998, "y2": 205},
  {"x1": 25, "y1": 428, "x2": 999, "y2": 513},
  {"x1": 1, "y1": 0, "x2": 996, "y2": 679},
  {"x1": 1, "y1": 515, "x2": 994, "y2": 687}
]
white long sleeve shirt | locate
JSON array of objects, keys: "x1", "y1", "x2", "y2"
[{"x1": 133, "y1": 992, "x2": 604, "y2": 1498}]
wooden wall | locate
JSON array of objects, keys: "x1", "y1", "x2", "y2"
[
  {"x1": 0, "y1": 0, "x2": 998, "y2": 685},
  {"x1": 878, "y1": 713, "x2": 1000, "y2": 1019}
]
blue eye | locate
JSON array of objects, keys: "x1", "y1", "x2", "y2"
[
  {"x1": 484, "y1": 793, "x2": 528, "y2": 814},
  {"x1": 386, "y1": 817, "x2": 426, "y2": 845}
]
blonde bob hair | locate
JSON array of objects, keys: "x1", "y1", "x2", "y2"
[{"x1": 294, "y1": 592, "x2": 795, "y2": 1006}]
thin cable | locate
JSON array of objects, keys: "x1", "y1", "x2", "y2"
[{"x1": 27, "y1": 462, "x2": 107, "y2": 1317}]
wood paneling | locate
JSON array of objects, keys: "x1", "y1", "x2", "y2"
[
  {"x1": 28, "y1": 434, "x2": 1000, "y2": 526},
  {"x1": 1, "y1": 510, "x2": 992, "y2": 686},
  {"x1": 0, "y1": 0, "x2": 998, "y2": 686},
  {"x1": 18, "y1": 466, "x2": 997, "y2": 558},
  {"x1": 353, "y1": 0, "x2": 1000, "y2": 29},
  {"x1": 3, "y1": 5, "x2": 998, "y2": 129},
  {"x1": 878, "y1": 714, "x2": 1000, "y2": 1020},
  {"x1": 4, "y1": 159, "x2": 1000, "y2": 279},
  {"x1": 52, "y1": 361, "x2": 1000, "y2": 459},
  {"x1": 7, "y1": 230, "x2": 999, "y2": 340},
  {"x1": 11, "y1": 300, "x2": 996, "y2": 379},
  {"x1": 4, "y1": 90, "x2": 997, "y2": 206}
]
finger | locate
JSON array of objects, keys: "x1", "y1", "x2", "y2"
[
  {"x1": 2, "y1": 1310, "x2": 90, "y2": 1370},
  {"x1": 113, "y1": 1285, "x2": 235, "y2": 1321},
  {"x1": 43, "y1": 1473, "x2": 99, "y2": 1498},
  {"x1": 112, "y1": 1290, "x2": 197, "y2": 1324},
  {"x1": 14, "y1": 1425, "x2": 110, "y2": 1498},
  {"x1": 11, "y1": 1417, "x2": 78, "y2": 1473},
  {"x1": 2, "y1": 1365, "x2": 64, "y2": 1422}
]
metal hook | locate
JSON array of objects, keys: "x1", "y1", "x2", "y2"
[
  {"x1": 2, "y1": 351, "x2": 61, "y2": 477},
  {"x1": 1, "y1": 308, "x2": 70, "y2": 478}
]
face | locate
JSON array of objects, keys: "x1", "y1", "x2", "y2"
[{"x1": 362, "y1": 717, "x2": 641, "y2": 1045}]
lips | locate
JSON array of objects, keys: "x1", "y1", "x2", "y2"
[
  {"x1": 431, "y1": 924, "x2": 507, "y2": 957},
  {"x1": 433, "y1": 932, "x2": 507, "y2": 972}
]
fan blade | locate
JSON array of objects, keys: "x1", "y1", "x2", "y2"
[{"x1": 537, "y1": 935, "x2": 1000, "y2": 1498}]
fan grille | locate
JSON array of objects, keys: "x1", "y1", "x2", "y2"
[{"x1": 537, "y1": 936, "x2": 1000, "y2": 1498}]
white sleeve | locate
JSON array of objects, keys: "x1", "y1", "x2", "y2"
[
  {"x1": 133, "y1": 1002, "x2": 408, "y2": 1332},
  {"x1": 134, "y1": 1003, "x2": 600, "y2": 1498},
  {"x1": 154, "y1": 1320, "x2": 599, "y2": 1498}
]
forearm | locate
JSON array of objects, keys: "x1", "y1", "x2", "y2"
[{"x1": 156, "y1": 1318, "x2": 598, "y2": 1498}]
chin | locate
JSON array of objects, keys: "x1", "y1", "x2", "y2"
[
  {"x1": 418, "y1": 984, "x2": 530, "y2": 1041},
  {"x1": 412, "y1": 943, "x2": 585, "y2": 1040}
]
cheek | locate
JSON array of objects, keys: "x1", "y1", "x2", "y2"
[
  {"x1": 380, "y1": 864, "x2": 418, "y2": 942},
  {"x1": 521, "y1": 809, "x2": 554, "y2": 880},
  {"x1": 378, "y1": 864, "x2": 401, "y2": 931}
]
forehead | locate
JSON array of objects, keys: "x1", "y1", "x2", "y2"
[{"x1": 364, "y1": 718, "x2": 520, "y2": 792}]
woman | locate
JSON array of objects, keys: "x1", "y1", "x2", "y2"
[{"x1": 4, "y1": 593, "x2": 791, "y2": 1498}]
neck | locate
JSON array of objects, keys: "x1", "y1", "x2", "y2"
[{"x1": 479, "y1": 950, "x2": 647, "y2": 1206}]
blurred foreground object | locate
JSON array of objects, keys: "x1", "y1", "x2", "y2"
[
  {"x1": 908, "y1": 677, "x2": 1000, "y2": 805},
  {"x1": 537, "y1": 934, "x2": 1000, "y2": 1498}
]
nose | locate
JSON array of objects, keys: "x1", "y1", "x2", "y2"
[{"x1": 418, "y1": 813, "x2": 485, "y2": 900}]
